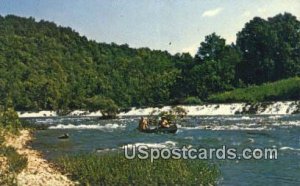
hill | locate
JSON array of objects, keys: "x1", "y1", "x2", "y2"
[
  {"x1": 0, "y1": 13, "x2": 299, "y2": 113},
  {"x1": 0, "y1": 15, "x2": 191, "y2": 111}
]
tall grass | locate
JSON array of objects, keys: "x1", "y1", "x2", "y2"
[
  {"x1": 57, "y1": 153, "x2": 219, "y2": 185},
  {"x1": 0, "y1": 146, "x2": 28, "y2": 173},
  {"x1": 0, "y1": 106, "x2": 28, "y2": 185},
  {"x1": 208, "y1": 77, "x2": 300, "y2": 103},
  {"x1": 0, "y1": 134, "x2": 28, "y2": 185}
]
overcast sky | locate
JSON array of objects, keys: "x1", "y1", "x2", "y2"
[{"x1": 1, "y1": 0, "x2": 300, "y2": 55}]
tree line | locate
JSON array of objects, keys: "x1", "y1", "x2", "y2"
[{"x1": 0, "y1": 13, "x2": 299, "y2": 112}]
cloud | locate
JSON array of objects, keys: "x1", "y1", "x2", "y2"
[
  {"x1": 257, "y1": 8, "x2": 267, "y2": 14},
  {"x1": 242, "y1": 11, "x2": 251, "y2": 17},
  {"x1": 202, "y1": 7, "x2": 223, "y2": 17},
  {"x1": 181, "y1": 45, "x2": 198, "y2": 55}
]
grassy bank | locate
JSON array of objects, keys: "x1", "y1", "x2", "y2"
[
  {"x1": 208, "y1": 77, "x2": 300, "y2": 103},
  {"x1": 0, "y1": 132, "x2": 28, "y2": 185},
  {"x1": 0, "y1": 107, "x2": 28, "y2": 185},
  {"x1": 0, "y1": 145, "x2": 28, "y2": 185},
  {"x1": 57, "y1": 153, "x2": 219, "y2": 185}
]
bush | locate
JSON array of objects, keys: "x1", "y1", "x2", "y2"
[
  {"x1": 85, "y1": 96, "x2": 119, "y2": 119},
  {"x1": 57, "y1": 153, "x2": 219, "y2": 185},
  {"x1": 181, "y1": 96, "x2": 203, "y2": 105},
  {"x1": 0, "y1": 107, "x2": 22, "y2": 134}
]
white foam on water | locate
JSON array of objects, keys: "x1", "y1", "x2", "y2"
[
  {"x1": 18, "y1": 111, "x2": 57, "y2": 118},
  {"x1": 85, "y1": 111, "x2": 103, "y2": 117},
  {"x1": 17, "y1": 101, "x2": 300, "y2": 118},
  {"x1": 279, "y1": 146, "x2": 300, "y2": 151},
  {"x1": 179, "y1": 123, "x2": 269, "y2": 131},
  {"x1": 201, "y1": 116, "x2": 253, "y2": 121},
  {"x1": 96, "y1": 148, "x2": 118, "y2": 152},
  {"x1": 241, "y1": 116, "x2": 251, "y2": 120},
  {"x1": 119, "y1": 106, "x2": 172, "y2": 116},
  {"x1": 164, "y1": 140, "x2": 177, "y2": 147},
  {"x1": 123, "y1": 140, "x2": 177, "y2": 149},
  {"x1": 178, "y1": 125, "x2": 203, "y2": 130},
  {"x1": 181, "y1": 104, "x2": 245, "y2": 115},
  {"x1": 210, "y1": 125, "x2": 268, "y2": 131},
  {"x1": 247, "y1": 138, "x2": 255, "y2": 143},
  {"x1": 119, "y1": 101, "x2": 299, "y2": 116},
  {"x1": 184, "y1": 136, "x2": 194, "y2": 140},
  {"x1": 273, "y1": 121, "x2": 300, "y2": 127},
  {"x1": 49, "y1": 123, "x2": 125, "y2": 130},
  {"x1": 268, "y1": 115, "x2": 282, "y2": 119},
  {"x1": 260, "y1": 101, "x2": 298, "y2": 115},
  {"x1": 35, "y1": 118, "x2": 55, "y2": 124},
  {"x1": 69, "y1": 110, "x2": 87, "y2": 116}
]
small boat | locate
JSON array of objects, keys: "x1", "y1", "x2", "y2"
[
  {"x1": 139, "y1": 125, "x2": 178, "y2": 134},
  {"x1": 58, "y1": 133, "x2": 69, "y2": 139}
]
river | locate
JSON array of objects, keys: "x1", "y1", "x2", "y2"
[{"x1": 28, "y1": 114, "x2": 300, "y2": 185}]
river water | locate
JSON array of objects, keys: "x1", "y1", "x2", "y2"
[{"x1": 28, "y1": 115, "x2": 300, "y2": 185}]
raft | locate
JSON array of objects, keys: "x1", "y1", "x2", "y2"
[{"x1": 139, "y1": 125, "x2": 177, "y2": 134}]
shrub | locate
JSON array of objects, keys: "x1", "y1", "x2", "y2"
[
  {"x1": 85, "y1": 96, "x2": 119, "y2": 119},
  {"x1": 182, "y1": 96, "x2": 203, "y2": 105},
  {"x1": 0, "y1": 107, "x2": 22, "y2": 134}
]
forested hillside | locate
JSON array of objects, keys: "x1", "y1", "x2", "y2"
[
  {"x1": 0, "y1": 13, "x2": 299, "y2": 112},
  {"x1": 0, "y1": 15, "x2": 186, "y2": 111}
]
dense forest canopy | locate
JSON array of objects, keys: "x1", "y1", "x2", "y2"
[{"x1": 0, "y1": 13, "x2": 299, "y2": 112}]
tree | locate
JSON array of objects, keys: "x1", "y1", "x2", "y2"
[
  {"x1": 171, "y1": 53, "x2": 195, "y2": 99},
  {"x1": 195, "y1": 33, "x2": 226, "y2": 62},
  {"x1": 236, "y1": 13, "x2": 300, "y2": 84},
  {"x1": 0, "y1": 15, "x2": 184, "y2": 110},
  {"x1": 85, "y1": 96, "x2": 119, "y2": 119},
  {"x1": 192, "y1": 33, "x2": 241, "y2": 98}
]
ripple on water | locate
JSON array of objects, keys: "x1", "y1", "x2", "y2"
[{"x1": 48, "y1": 123, "x2": 126, "y2": 130}]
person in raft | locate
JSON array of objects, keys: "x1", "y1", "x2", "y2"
[
  {"x1": 139, "y1": 117, "x2": 149, "y2": 130},
  {"x1": 159, "y1": 117, "x2": 170, "y2": 128}
]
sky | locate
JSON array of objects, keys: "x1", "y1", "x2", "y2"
[{"x1": 1, "y1": 0, "x2": 300, "y2": 55}]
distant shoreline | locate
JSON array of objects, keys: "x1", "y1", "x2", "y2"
[{"x1": 17, "y1": 100, "x2": 300, "y2": 118}]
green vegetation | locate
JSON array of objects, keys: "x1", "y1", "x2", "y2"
[
  {"x1": 0, "y1": 105, "x2": 27, "y2": 185},
  {"x1": 0, "y1": 108, "x2": 21, "y2": 134},
  {"x1": 0, "y1": 15, "x2": 183, "y2": 111},
  {"x1": 181, "y1": 96, "x2": 203, "y2": 105},
  {"x1": 0, "y1": 146, "x2": 28, "y2": 173},
  {"x1": 0, "y1": 138, "x2": 28, "y2": 186},
  {"x1": 57, "y1": 153, "x2": 219, "y2": 185},
  {"x1": 85, "y1": 96, "x2": 119, "y2": 119},
  {"x1": 236, "y1": 13, "x2": 300, "y2": 85},
  {"x1": 0, "y1": 102, "x2": 22, "y2": 134},
  {"x1": 0, "y1": 12, "x2": 299, "y2": 112},
  {"x1": 208, "y1": 77, "x2": 300, "y2": 103}
]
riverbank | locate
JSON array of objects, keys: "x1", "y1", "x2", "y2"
[
  {"x1": 17, "y1": 101, "x2": 300, "y2": 118},
  {"x1": 1, "y1": 130, "x2": 74, "y2": 186}
]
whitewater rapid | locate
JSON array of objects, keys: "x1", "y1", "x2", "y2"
[{"x1": 18, "y1": 101, "x2": 299, "y2": 118}]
